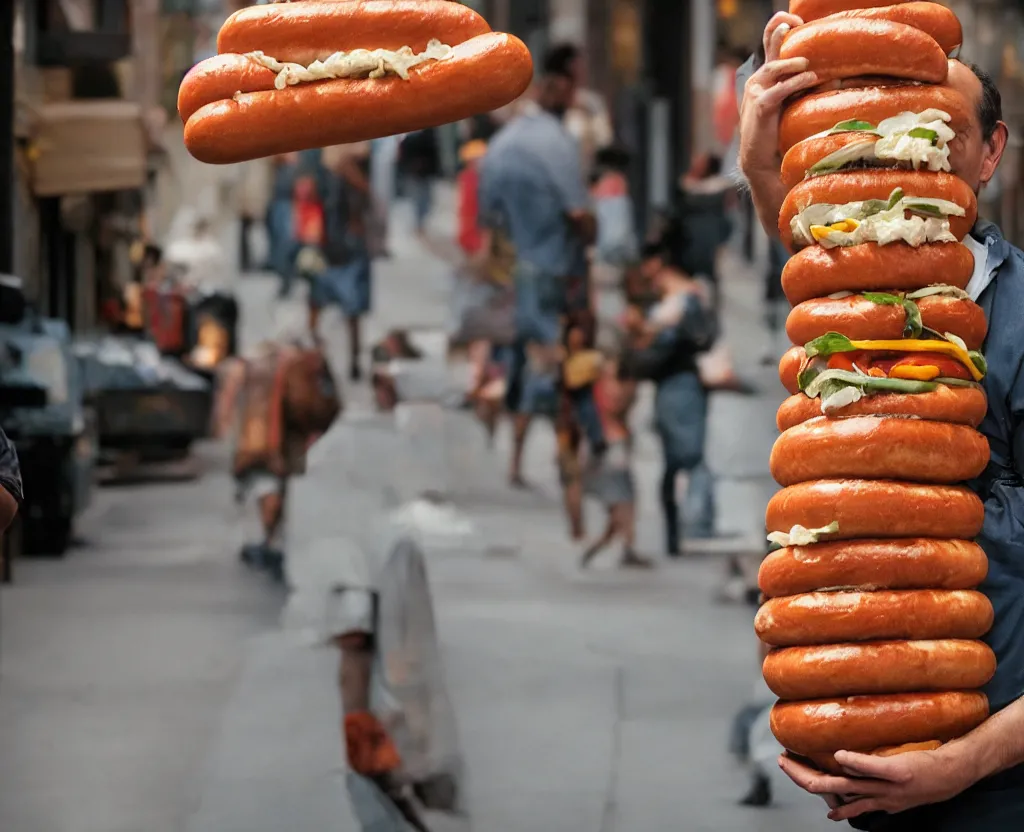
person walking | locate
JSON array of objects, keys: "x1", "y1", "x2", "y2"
[
  {"x1": 620, "y1": 234, "x2": 717, "y2": 556},
  {"x1": 267, "y1": 153, "x2": 300, "y2": 297},
  {"x1": 740, "y1": 13, "x2": 1024, "y2": 829},
  {"x1": 399, "y1": 129, "x2": 441, "y2": 236},
  {"x1": 311, "y1": 143, "x2": 375, "y2": 381},
  {"x1": 235, "y1": 156, "x2": 272, "y2": 273},
  {"x1": 479, "y1": 46, "x2": 596, "y2": 520}
]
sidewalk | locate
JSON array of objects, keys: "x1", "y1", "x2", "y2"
[{"x1": 186, "y1": 190, "x2": 825, "y2": 831}]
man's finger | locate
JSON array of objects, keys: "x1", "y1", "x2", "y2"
[
  {"x1": 829, "y1": 797, "x2": 885, "y2": 822},
  {"x1": 778, "y1": 755, "x2": 880, "y2": 796},
  {"x1": 835, "y1": 750, "x2": 914, "y2": 784},
  {"x1": 752, "y1": 57, "x2": 812, "y2": 86},
  {"x1": 764, "y1": 12, "x2": 805, "y2": 62},
  {"x1": 823, "y1": 794, "x2": 844, "y2": 810},
  {"x1": 757, "y1": 71, "x2": 820, "y2": 113}
]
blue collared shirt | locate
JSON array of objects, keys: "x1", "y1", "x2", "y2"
[{"x1": 478, "y1": 111, "x2": 590, "y2": 279}]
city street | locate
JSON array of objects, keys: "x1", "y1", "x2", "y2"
[{"x1": 0, "y1": 193, "x2": 828, "y2": 831}]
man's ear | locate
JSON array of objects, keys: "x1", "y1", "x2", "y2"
[{"x1": 980, "y1": 121, "x2": 1010, "y2": 188}]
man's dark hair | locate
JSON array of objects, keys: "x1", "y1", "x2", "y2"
[
  {"x1": 595, "y1": 145, "x2": 631, "y2": 172},
  {"x1": 965, "y1": 61, "x2": 1003, "y2": 141},
  {"x1": 543, "y1": 43, "x2": 579, "y2": 79}
]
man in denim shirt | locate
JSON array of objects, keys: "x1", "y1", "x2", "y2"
[
  {"x1": 479, "y1": 45, "x2": 598, "y2": 505},
  {"x1": 0, "y1": 426, "x2": 21, "y2": 532},
  {"x1": 739, "y1": 12, "x2": 1024, "y2": 830}
]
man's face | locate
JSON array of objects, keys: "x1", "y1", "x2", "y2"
[
  {"x1": 641, "y1": 255, "x2": 665, "y2": 289},
  {"x1": 946, "y1": 61, "x2": 1008, "y2": 194},
  {"x1": 541, "y1": 75, "x2": 577, "y2": 117}
]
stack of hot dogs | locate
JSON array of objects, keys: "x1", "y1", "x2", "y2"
[
  {"x1": 754, "y1": 0, "x2": 996, "y2": 774},
  {"x1": 177, "y1": 0, "x2": 534, "y2": 164}
]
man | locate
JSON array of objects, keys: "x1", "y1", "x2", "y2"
[
  {"x1": 739, "y1": 12, "x2": 1024, "y2": 829},
  {"x1": 552, "y1": 43, "x2": 614, "y2": 177},
  {"x1": 479, "y1": 45, "x2": 596, "y2": 537}
]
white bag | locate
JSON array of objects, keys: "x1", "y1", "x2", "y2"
[{"x1": 697, "y1": 341, "x2": 740, "y2": 391}]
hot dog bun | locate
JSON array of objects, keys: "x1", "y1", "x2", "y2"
[
  {"x1": 766, "y1": 479, "x2": 985, "y2": 540},
  {"x1": 781, "y1": 242, "x2": 975, "y2": 305},
  {"x1": 786, "y1": 293, "x2": 987, "y2": 349},
  {"x1": 771, "y1": 691, "x2": 989, "y2": 758},
  {"x1": 781, "y1": 131, "x2": 884, "y2": 190},
  {"x1": 779, "y1": 81, "x2": 971, "y2": 154},
  {"x1": 770, "y1": 416, "x2": 990, "y2": 487},
  {"x1": 789, "y1": 0, "x2": 912, "y2": 23},
  {"x1": 763, "y1": 640, "x2": 997, "y2": 700},
  {"x1": 755, "y1": 589, "x2": 994, "y2": 646},
  {"x1": 776, "y1": 385, "x2": 988, "y2": 431},
  {"x1": 825, "y1": 2, "x2": 963, "y2": 57},
  {"x1": 780, "y1": 171, "x2": 977, "y2": 250},
  {"x1": 759, "y1": 538, "x2": 989, "y2": 598},
  {"x1": 184, "y1": 33, "x2": 533, "y2": 165},
  {"x1": 779, "y1": 19, "x2": 948, "y2": 86},
  {"x1": 179, "y1": 54, "x2": 278, "y2": 123},
  {"x1": 217, "y1": 0, "x2": 492, "y2": 66}
]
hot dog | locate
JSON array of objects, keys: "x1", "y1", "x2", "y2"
[
  {"x1": 781, "y1": 241, "x2": 974, "y2": 305},
  {"x1": 780, "y1": 106, "x2": 959, "y2": 189},
  {"x1": 763, "y1": 640, "x2": 997, "y2": 700},
  {"x1": 755, "y1": 589, "x2": 994, "y2": 647},
  {"x1": 789, "y1": 0, "x2": 912, "y2": 24},
  {"x1": 765, "y1": 479, "x2": 985, "y2": 542},
  {"x1": 759, "y1": 538, "x2": 989, "y2": 598},
  {"x1": 780, "y1": 171, "x2": 977, "y2": 251},
  {"x1": 779, "y1": 80, "x2": 971, "y2": 155},
  {"x1": 178, "y1": 2, "x2": 533, "y2": 164},
  {"x1": 770, "y1": 416, "x2": 990, "y2": 487},
  {"x1": 771, "y1": 691, "x2": 989, "y2": 760},
  {"x1": 786, "y1": 291, "x2": 986, "y2": 349},
  {"x1": 779, "y1": 19, "x2": 947, "y2": 86},
  {"x1": 824, "y1": 3, "x2": 963, "y2": 57},
  {"x1": 776, "y1": 385, "x2": 988, "y2": 431}
]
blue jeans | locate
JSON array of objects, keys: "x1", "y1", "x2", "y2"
[
  {"x1": 654, "y1": 371, "x2": 715, "y2": 550},
  {"x1": 267, "y1": 199, "x2": 297, "y2": 294},
  {"x1": 504, "y1": 262, "x2": 565, "y2": 416},
  {"x1": 407, "y1": 176, "x2": 433, "y2": 232}
]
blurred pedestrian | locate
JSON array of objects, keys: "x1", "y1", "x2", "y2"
[
  {"x1": 580, "y1": 353, "x2": 650, "y2": 569},
  {"x1": 676, "y1": 153, "x2": 735, "y2": 305},
  {"x1": 399, "y1": 129, "x2": 441, "y2": 236},
  {"x1": 268, "y1": 153, "x2": 300, "y2": 297},
  {"x1": 236, "y1": 157, "x2": 273, "y2": 273},
  {"x1": 213, "y1": 338, "x2": 341, "y2": 582},
  {"x1": 313, "y1": 143, "x2": 376, "y2": 381},
  {"x1": 0, "y1": 426, "x2": 21, "y2": 534},
  {"x1": 370, "y1": 135, "x2": 401, "y2": 257},
  {"x1": 620, "y1": 234, "x2": 718, "y2": 556},
  {"x1": 479, "y1": 45, "x2": 597, "y2": 518},
  {"x1": 547, "y1": 43, "x2": 614, "y2": 176}
]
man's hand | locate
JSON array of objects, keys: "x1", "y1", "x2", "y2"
[
  {"x1": 778, "y1": 745, "x2": 981, "y2": 822},
  {"x1": 739, "y1": 13, "x2": 820, "y2": 235}
]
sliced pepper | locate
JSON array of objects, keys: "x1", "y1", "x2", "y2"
[
  {"x1": 889, "y1": 364, "x2": 941, "y2": 381},
  {"x1": 847, "y1": 338, "x2": 984, "y2": 381}
]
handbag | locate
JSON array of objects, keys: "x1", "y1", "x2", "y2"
[{"x1": 697, "y1": 340, "x2": 742, "y2": 391}]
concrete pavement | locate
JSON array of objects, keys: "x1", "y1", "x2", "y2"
[{"x1": 0, "y1": 178, "x2": 829, "y2": 830}]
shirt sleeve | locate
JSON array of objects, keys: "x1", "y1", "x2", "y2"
[
  {"x1": 545, "y1": 136, "x2": 590, "y2": 213},
  {"x1": 0, "y1": 427, "x2": 23, "y2": 502}
]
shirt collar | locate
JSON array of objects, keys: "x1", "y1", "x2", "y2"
[{"x1": 965, "y1": 219, "x2": 1012, "y2": 304}]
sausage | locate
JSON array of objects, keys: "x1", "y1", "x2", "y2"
[
  {"x1": 771, "y1": 690, "x2": 989, "y2": 757},
  {"x1": 779, "y1": 171, "x2": 977, "y2": 251},
  {"x1": 782, "y1": 242, "x2": 975, "y2": 305},
  {"x1": 786, "y1": 294, "x2": 987, "y2": 350},
  {"x1": 759, "y1": 538, "x2": 989, "y2": 599},
  {"x1": 776, "y1": 386, "x2": 988, "y2": 432},
  {"x1": 769, "y1": 416, "x2": 990, "y2": 487},
  {"x1": 763, "y1": 639, "x2": 996, "y2": 700},
  {"x1": 765, "y1": 479, "x2": 985, "y2": 540}
]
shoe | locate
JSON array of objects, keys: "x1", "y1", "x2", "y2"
[
  {"x1": 239, "y1": 543, "x2": 265, "y2": 568},
  {"x1": 263, "y1": 549, "x2": 286, "y2": 584},
  {"x1": 739, "y1": 773, "x2": 772, "y2": 807},
  {"x1": 619, "y1": 550, "x2": 654, "y2": 569}
]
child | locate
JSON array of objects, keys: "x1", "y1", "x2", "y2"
[
  {"x1": 580, "y1": 354, "x2": 651, "y2": 569},
  {"x1": 561, "y1": 316, "x2": 606, "y2": 457},
  {"x1": 591, "y1": 146, "x2": 638, "y2": 271}
]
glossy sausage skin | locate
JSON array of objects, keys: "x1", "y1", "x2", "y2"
[
  {"x1": 789, "y1": 0, "x2": 911, "y2": 24},
  {"x1": 763, "y1": 639, "x2": 996, "y2": 700},
  {"x1": 771, "y1": 690, "x2": 989, "y2": 757},
  {"x1": 770, "y1": 416, "x2": 990, "y2": 487},
  {"x1": 765, "y1": 480, "x2": 985, "y2": 541},
  {"x1": 786, "y1": 294, "x2": 987, "y2": 349},
  {"x1": 826, "y1": 3, "x2": 962, "y2": 57},
  {"x1": 755, "y1": 589, "x2": 994, "y2": 647},
  {"x1": 759, "y1": 538, "x2": 989, "y2": 598},
  {"x1": 781, "y1": 242, "x2": 975, "y2": 305}
]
